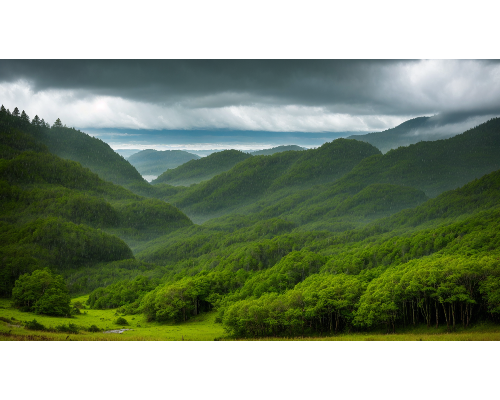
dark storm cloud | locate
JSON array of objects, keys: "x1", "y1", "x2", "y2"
[
  {"x1": 2, "y1": 60, "x2": 500, "y2": 132},
  {"x1": 0, "y1": 59, "x2": 418, "y2": 113}
]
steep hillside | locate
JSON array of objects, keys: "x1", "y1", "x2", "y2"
[
  {"x1": 340, "y1": 117, "x2": 500, "y2": 198},
  {"x1": 166, "y1": 139, "x2": 381, "y2": 220},
  {"x1": 250, "y1": 145, "x2": 305, "y2": 156},
  {"x1": 0, "y1": 110, "x2": 193, "y2": 295},
  {"x1": 32, "y1": 126, "x2": 147, "y2": 187},
  {"x1": 128, "y1": 149, "x2": 200, "y2": 176},
  {"x1": 152, "y1": 149, "x2": 252, "y2": 187},
  {"x1": 370, "y1": 168, "x2": 500, "y2": 231},
  {"x1": 348, "y1": 116, "x2": 458, "y2": 153}
]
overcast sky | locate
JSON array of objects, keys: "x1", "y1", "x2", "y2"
[{"x1": 1, "y1": 59, "x2": 499, "y2": 149}]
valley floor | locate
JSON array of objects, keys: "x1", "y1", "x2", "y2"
[{"x1": 1, "y1": 298, "x2": 499, "y2": 341}]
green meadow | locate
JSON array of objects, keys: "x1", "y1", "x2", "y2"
[{"x1": 0, "y1": 297, "x2": 225, "y2": 341}]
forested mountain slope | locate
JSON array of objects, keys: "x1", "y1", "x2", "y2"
[
  {"x1": 0, "y1": 109, "x2": 192, "y2": 296},
  {"x1": 347, "y1": 116, "x2": 458, "y2": 153},
  {"x1": 166, "y1": 139, "x2": 381, "y2": 219},
  {"x1": 123, "y1": 171, "x2": 500, "y2": 334},
  {"x1": 128, "y1": 149, "x2": 200, "y2": 176},
  {"x1": 32, "y1": 125, "x2": 147, "y2": 187},
  {"x1": 152, "y1": 149, "x2": 252, "y2": 187},
  {"x1": 340, "y1": 117, "x2": 500, "y2": 198},
  {"x1": 250, "y1": 145, "x2": 305, "y2": 156}
]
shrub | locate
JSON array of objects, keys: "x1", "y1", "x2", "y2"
[
  {"x1": 55, "y1": 323, "x2": 79, "y2": 334},
  {"x1": 87, "y1": 325, "x2": 100, "y2": 332},
  {"x1": 25, "y1": 319, "x2": 46, "y2": 330},
  {"x1": 114, "y1": 317, "x2": 128, "y2": 325}
]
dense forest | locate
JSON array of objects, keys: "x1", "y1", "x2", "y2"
[{"x1": 1, "y1": 104, "x2": 499, "y2": 339}]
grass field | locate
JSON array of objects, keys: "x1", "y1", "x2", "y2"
[
  {"x1": 0, "y1": 297, "x2": 225, "y2": 341},
  {"x1": 2, "y1": 297, "x2": 500, "y2": 341}
]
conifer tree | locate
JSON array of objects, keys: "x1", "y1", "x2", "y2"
[
  {"x1": 20, "y1": 110, "x2": 30, "y2": 123},
  {"x1": 0, "y1": 105, "x2": 6, "y2": 113},
  {"x1": 12, "y1": 107, "x2": 20, "y2": 117},
  {"x1": 53, "y1": 118, "x2": 63, "y2": 128},
  {"x1": 32, "y1": 115, "x2": 41, "y2": 126}
]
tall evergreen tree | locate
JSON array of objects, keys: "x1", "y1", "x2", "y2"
[
  {"x1": 53, "y1": 118, "x2": 63, "y2": 128},
  {"x1": 20, "y1": 110, "x2": 30, "y2": 123},
  {"x1": 32, "y1": 115, "x2": 41, "y2": 126},
  {"x1": 12, "y1": 107, "x2": 20, "y2": 117},
  {"x1": 0, "y1": 105, "x2": 6, "y2": 113}
]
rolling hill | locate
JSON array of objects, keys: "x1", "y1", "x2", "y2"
[
  {"x1": 127, "y1": 149, "x2": 200, "y2": 176},
  {"x1": 152, "y1": 149, "x2": 252, "y2": 187}
]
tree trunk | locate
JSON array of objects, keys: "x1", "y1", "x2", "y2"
[
  {"x1": 435, "y1": 301, "x2": 439, "y2": 329},
  {"x1": 451, "y1": 304, "x2": 455, "y2": 330},
  {"x1": 442, "y1": 303, "x2": 449, "y2": 331}
]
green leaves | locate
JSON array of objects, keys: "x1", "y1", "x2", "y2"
[{"x1": 12, "y1": 269, "x2": 71, "y2": 316}]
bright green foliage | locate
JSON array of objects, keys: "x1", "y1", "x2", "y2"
[
  {"x1": 87, "y1": 276, "x2": 157, "y2": 310},
  {"x1": 12, "y1": 269, "x2": 71, "y2": 316}
]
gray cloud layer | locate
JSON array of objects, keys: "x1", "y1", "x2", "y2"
[{"x1": 1, "y1": 60, "x2": 499, "y2": 132}]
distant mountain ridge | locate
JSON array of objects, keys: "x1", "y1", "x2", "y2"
[
  {"x1": 348, "y1": 116, "x2": 458, "y2": 153},
  {"x1": 127, "y1": 149, "x2": 200, "y2": 176},
  {"x1": 249, "y1": 145, "x2": 305, "y2": 156}
]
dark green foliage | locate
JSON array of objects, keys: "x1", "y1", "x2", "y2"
[
  {"x1": 55, "y1": 323, "x2": 79, "y2": 333},
  {"x1": 127, "y1": 149, "x2": 200, "y2": 176},
  {"x1": 373, "y1": 169, "x2": 500, "y2": 231},
  {"x1": 153, "y1": 149, "x2": 252, "y2": 187},
  {"x1": 270, "y1": 139, "x2": 381, "y2": 190},
  {"x1": 165, "y1": 139, "x2": 380, "y2": 218},
  {"x1": 87, "y1": 324, "x2": 100, "y2": 332},
  {"x1": 331, "y1": 184, "x2": 427, "y2": 217},
  {"x1": 0, "y1": 114, "x2": 192, "y2": 296},
  {"x1": 114, "y1": 317, "x2": 129, "y2": 325},
  {"x1": 339, "y1": 118, "x2": 500, "y2": 198},
  {"x1": 0, "y1": 151, "x2": 138, "y2": 200},
  {"x1": 12, "y1": 269, "x2": 71, "y2": 316},
  {"x1": 32, "y1": 123, "x2": 146, "y2": 187},
  {"x1": 115, "y1": 198, "x2": 192, "y2": 232},
  {"x1": 25, "y1": 319, "x2": 46, "y2": 331},
  {"x1": 250, "y1": 145, "x2": 305, "y2": 156}
]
